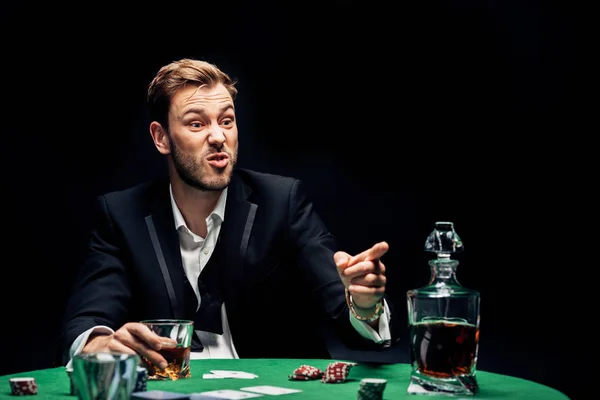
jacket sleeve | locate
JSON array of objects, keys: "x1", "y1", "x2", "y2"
[
  {"x1": 58, "y1": 195, "x2": 132, "y2": 364},
  {"x1": 286, "y1": 178, "x2": 404, "y2": 359}
]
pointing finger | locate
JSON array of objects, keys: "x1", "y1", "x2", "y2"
[{"x1": 348, "y1": 241, "x2": 389, "y2": 265}]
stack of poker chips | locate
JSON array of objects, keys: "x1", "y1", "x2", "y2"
[
  {"x1": 288, "y1": 361, "x2": 357, "y2": 383},
  {"x1": 288, "y1": 364, "x2": 323, "y2": 380},
  {"x1": 321, "y1": 361, "x2": 357, "y2": 383},
  {"x1": 134, "y1": 366, "x2": 148, "y2": 392},
  {"x1": 9, "y1": 377, "x2": 38, "y2": 395},
  {"x1": 357, "y1": 378, "x2": 387, "y2": 400}
]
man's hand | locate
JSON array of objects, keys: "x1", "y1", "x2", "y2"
[
  {"x1": 334, "y1": 241, "x2": 389, "y2": 310},
  {"x1": 82, "y1": 322, "x2": 171, "y2": 370}
]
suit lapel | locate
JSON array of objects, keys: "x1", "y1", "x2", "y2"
[
  {"x1": 221, "y1": 173, "x2": 257, "y2": 298},
  {"x1": 145, "y1": 181, "x2": 187, "y2": 319}
]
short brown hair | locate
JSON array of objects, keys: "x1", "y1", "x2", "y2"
[{"x1": 147, "y1": 58, "x2": 238, "y2": 128}]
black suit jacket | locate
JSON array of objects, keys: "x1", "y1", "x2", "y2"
[{"x1": 60, "y1": 168, "x2": 404, "y2": 364}]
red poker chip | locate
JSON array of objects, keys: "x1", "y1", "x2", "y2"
[
  {"x1": 289, "y1": 362, "x2": 356, "y2": 383},
  {"x1": 296, "y1": 366, "x2": 322, "y2": 378},
  {"x1": 9, "y1": 377, "x2": 38, "y2": 395},
  {"x1": 320, "y1": 361, "x2": 356, "y2": 383},
  {"x1": 321, "y1": 374, "x2": 346, "y2": 383},
  {"x1": 288, "y1": 374, "x2": 312, "y2": 381},
  {"x1": 289, "y1": 365, "x2": 323, "y2": 380}
]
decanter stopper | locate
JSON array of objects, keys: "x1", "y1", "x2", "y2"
[{"x1": 424, "y1": 221, "x2": 463, "y2": 257}]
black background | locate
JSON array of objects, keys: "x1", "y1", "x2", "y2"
[{"x1": 1, "y1": 1, "x2": 589, "y2": 399}]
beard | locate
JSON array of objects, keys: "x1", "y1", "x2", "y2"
[{"x1": 171, "y1": 141, "x2": 238, "y2": 192}]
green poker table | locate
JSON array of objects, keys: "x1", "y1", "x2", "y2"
[{"x1": 1, "y1": 358, "x2": 569, "y2": 399}]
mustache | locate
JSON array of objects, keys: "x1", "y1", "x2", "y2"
[{"x1": 205, "y1": 145, "x2": 229, "y2": 155}]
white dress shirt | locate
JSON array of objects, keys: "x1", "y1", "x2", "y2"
[
  {"x1": 170, "y1": 185, "x2": 238, "y2": 359},
  {"x1": 67, "y1": 185, "x2": 391, "y2": 367}
]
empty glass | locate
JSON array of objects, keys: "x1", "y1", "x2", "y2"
[{"x1": 71, "y1": 352, "x2": 140, "y2": 400}]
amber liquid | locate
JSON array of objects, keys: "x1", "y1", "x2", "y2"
[
  {"x1": 141, "y1": 345, "x2": 191, "y2": 380},
  {"x1": 410, "y1": 320, "x2": 479, "y2": 378}
]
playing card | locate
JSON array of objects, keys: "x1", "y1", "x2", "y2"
[
  {"x1": 131, "y1": 390, "x2": 190, "y2": 399},
  {"x1": 197, "y1": 389, "x2": 263, "y2": 399},
  {"x1": 240, "y1": 385, "x2": 303, "y2": 395},
  {"x1": 189, "y1": 395, "x2": 232, "y2": 400},
  {"x1": 207, "y1": 370, "x2": 259, "y2": 379}
]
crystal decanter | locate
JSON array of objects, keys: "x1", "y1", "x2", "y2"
[{"x1": 406, "y1": 221, "x2": 480, "y2": 395}]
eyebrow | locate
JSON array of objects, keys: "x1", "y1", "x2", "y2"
[{"x1": 183, "y1": 103, "x2": 234, "y2": 117}]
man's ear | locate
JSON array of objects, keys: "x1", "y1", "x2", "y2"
[{"x1": 149, "y1": 121, "x2": 171, "y2": 155}]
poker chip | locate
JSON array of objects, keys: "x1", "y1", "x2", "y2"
[
  {"x1": 288, "y1": 374, "x2": 312, "y2": 381},
  {"x1": 9, "y1": 377, "x2": 38, "y2": 396},
  {"x1": 320, "y1": 361, "x2": 356, "y2": 384},
  {"x1": 288, "y1": 365, "x2": 323, "y2": 381},
  {"x1": 288, "y1": 362, "x2": 357, "y2": 383},
  {"x1": 134, "y1": 366, "x2": 148, "y2": 392},
  {"x1": 357, "y1": 378, "x2": 387, "y2": 400}
]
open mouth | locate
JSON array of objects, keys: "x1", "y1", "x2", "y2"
[{"x1": 207, "y1": 153, "x2": 229, "y2": 168}]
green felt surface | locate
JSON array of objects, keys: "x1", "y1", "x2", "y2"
[{"x1": 1, "y1": 359, "x2": 569, "y2": 399}]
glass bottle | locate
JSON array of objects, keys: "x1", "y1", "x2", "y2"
[{"x1": 406, "y1": 221, "x2": 480, "y2": 395}]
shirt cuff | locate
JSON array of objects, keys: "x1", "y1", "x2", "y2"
[
  {"x1": 65, "y1": 326, "x2": 114, "y2": 370},
  {"x1": 349, "y1": 299, "x2": 392, "y2": 344}
]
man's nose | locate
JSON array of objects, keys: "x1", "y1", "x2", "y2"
[{"x1": 207, "y1": 125, "x2": 226, "y2": 144}]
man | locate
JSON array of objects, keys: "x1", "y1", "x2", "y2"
[{"x1": 59, "y1": 58, "x2": 403, "y2": 371}]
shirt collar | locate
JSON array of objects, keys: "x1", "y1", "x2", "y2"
[{"x1": 169, "y1": 185, "x2": 228, "y2": 231}]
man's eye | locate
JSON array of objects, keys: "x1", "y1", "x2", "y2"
[{"x1": 191, "y1": 122, "x2": 202, "y2": 128}]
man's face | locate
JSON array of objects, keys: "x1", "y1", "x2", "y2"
[{"x1": 165, "y1": 83, "x2": 238, "y2": 191}]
